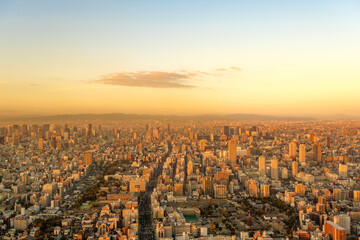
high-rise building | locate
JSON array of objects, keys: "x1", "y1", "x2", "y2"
[
  {"x1": 333, "y1": 189, "x2": 345, "y2": 201},
  {"x1": 260, "y1": 184, "x2": 270, "y2": 197},
  {"x1": 203, "y1": 176, "x2": 213, "y2": 196},
  {"x1": 299, "y1": 144, "x2": 306, "y2": 163},
  {"x1": 295, "y1": 184, "x2": 305, "y2": 196},
  {"x1": 229, "y1": 181, "x2": 234, "y2": 194},
  {"x1": 129, "y1": 178, "x2": 147, "y2": 193},
  {"x1": 38, "y1": 137, "x2": 44, "y2": 150},
  {"x1": 166, "y1": 123, "x2": 170, "y2": 133},
  {"x1": 224, "y1": 126, "x2": 230, "y2": 136},
  {"x1": 281, "y1": 167, "x2": 288, "y2": 179},
  {"x1": 316, "y1": 203, "x2": 326, "y2": 214},
  {"x1": 333, "y1": 214, "x2": 351, "y2": 234},
  {"x1": 22, "y1": 124, "x2": 27, "y2": 135},
  {"x1": 323, "y1": 221, "x2": 346, "y2": 240},
  {"x1": 313, "y1": 142, "x2": 322, "y2": 161},
  {"x1": 83, "y1": 151, "x2": 93, "y2": 165},
  {"x1": 214, "y1": 184, "x2": 227, "y2": 199},
  {"x1": 289, "y1": 141, "x2": 297, "y2": 160},
  {"x1": 228, "y1": 139, "x2": 237, "y2": 165},
  {"x1": 189, "y1": 131, "x2": 194, "y2": 140},
  {"x1": 229, "y1": 128, "x2": 235, "y2": 136},
  {"x1": 326, "y1": 135, "x2": 331, "y2": 148},
  {"x1": 259, "y1": 156, "x2": 266, "y2": 177},
  {"x1": 292, "y1": 161, "x2": 298, "y2": 177},
  {"x1": 310, "y1": 132, "x2": 316, "y2": 142},
  {"x1": 199, "y1": 139, "x2": 206, "y2": 151},
  {"x1": 354, "y1": 190, "x2": 360, "y2": 203},
  {"x1": 87, "y1": 123, "x2": 93, "y2": 139},
  {"x1": 271, "y1": 156, "x2": 279, "y2": 179},
  {"x1": 51, "y1": 137, "x2": 56, "y2": 148},
  {"x1": 153, "y1": 128, "x2": 159, "y2": 139},
  {"x1": 187, "y1": 160, "x2": 193, "y2": 176},
  {"x1": 42, "y1": 183, "x2": 58, "y2": 195},
  {"x1": 14, "y1": 216, "x2": 28, "y2": 231},
  {"x1": 339, "y1": 164, "x2": 348, "y2": 178},
  {"x1": 247, "y1": 179, "x2": 257, "y2": 196},
  {"x1": 239, "y1": 127, "x2": 245, "y2": 135},
  {"x1": 174, "y1": 183, "x2": 184, "y2": 196}
]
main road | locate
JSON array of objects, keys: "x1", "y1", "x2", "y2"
[{"x1": 138, "y1": 141, "x2": 172, "y2": 240}]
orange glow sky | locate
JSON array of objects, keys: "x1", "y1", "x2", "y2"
[{"x1": 1, "y1": 1, "x2": 360, "y2": 116}]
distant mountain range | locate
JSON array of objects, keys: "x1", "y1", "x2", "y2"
[
  {"x1": 0, "y1": 112, "x2": 360, "y2": 122},
  {"x1": 311, "y1": 114, "x2": 360, "y2": 120}
]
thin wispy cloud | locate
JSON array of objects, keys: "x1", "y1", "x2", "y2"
[
  {"x1": 230, "y1": 66, "x2": 242, "y2": 71},
  {"x1": 92, "y1": 66, "x2": 242, "y2": 89},
  {"x1": 29, "y1": 83, "x2": 39, "y2": 87},
  {"x1": 217, "y1": 66, "x2": 242, "y2": 72},
  {"x1": 94, "y1": 71, "x2": 199, "y2": 88}
]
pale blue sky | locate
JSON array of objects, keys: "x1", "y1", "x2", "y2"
[{"x1": 1, "y1": 1, "x2": 360, "y2": 115}]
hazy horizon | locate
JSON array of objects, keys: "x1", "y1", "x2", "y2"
[
  {"x1": 0, "y1": 111, "x2": 359, "y2": 120},
  {"x1": 1, "y1": 1, "x2": 360, "y2": 116},
  {"x1": 1, "y1": 110, "x2": 360, "y2": 118}
]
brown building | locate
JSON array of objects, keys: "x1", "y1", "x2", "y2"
[
  {"x1": 203, "y1": 176, "x2": 213, "y2": 196},
  {"x1": 247, "y1": 179, "x2": 257, "y2": 196},
  {"x1": 83, "y1": 151, "x2": 93, "y2": 165},
  {"x1": 325, "y1": 135, "x2": 331, "y2": 148},
  {"x1": 295, "y1": 184, "x2": 305, "y2": 196},
  {"x1": 323, "y1": 221, "x2": 346, "y2": 240},
  {"x1": 260, "y1": 184, "x2": 270, "y2": 197},
  {"x1": 174, "y1": 183, "x2": 184, "y2": 196},
  {"x1": 199, "y1": 139, "x2": 206, "y2": 151},
  {"x1": 228, "y1": 139, "x2": 237, "y2": 165},
  {"x1": 313, "y1": 142, "x2": 322, "y2": 161},
  {"x1": 310, "y1": 132, "x2": 316, "y2": 142},
  {"x1": 214, "y1": 184, "x2": 227, "y2": 199}
]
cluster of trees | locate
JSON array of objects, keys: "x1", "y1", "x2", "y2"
[
  {"x1": 238, "y1": 197, "x2": 298, "y2": 237},
  {"x1": 73, "y1": 180, "x2": 101, "y2": 208},
  {"x1": 32, "y1": 217, "x2": 62, "y2": 237},
  {"x1": 201, "y1": 205, "x2": 237, "y2": 235},
  {"x1": 258, "y1": 197, "x2": 298, "y2": 236},
  {"x1": 73, "y1": 160, "x2": 128, "y2": 208},
  {"x1": 200, "y1": 204, "x2": 218, "y2": 217},
  {"x1": 222, "y1": 218, "x2": 236, "y2": 235}
]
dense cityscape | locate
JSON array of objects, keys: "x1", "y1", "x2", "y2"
[
  {"x1": 0, "y1": 119, "x2": 359, "y2": 240},
  {"x1": 2, "y1": 1, "x2": 360, "y2": 240}
]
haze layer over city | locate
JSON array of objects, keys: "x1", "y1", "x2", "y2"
[{"x1": 1, "y1": 1, "x2": 360, "y2": 240}]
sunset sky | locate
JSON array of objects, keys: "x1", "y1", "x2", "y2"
[{"x1": 1, "y1": 1, "x2": 360, "y2": 116}]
